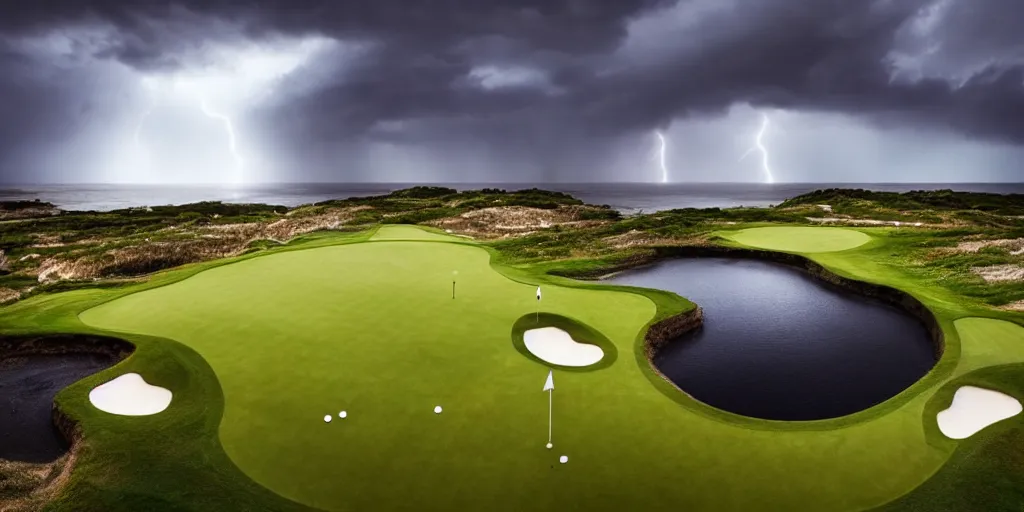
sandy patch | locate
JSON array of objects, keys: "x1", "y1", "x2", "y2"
[
  {"x1": 972, "y1": 264, "x2": 1024, "y2": 283},
  {"x1": 0, "y1": 287, "x2": 22, "y2": 304},
  {"x1": 263, "y1": 206, "x2": 371, "y2": 240},
  {"x1": 524, "y1": 327, "x2": 603, "y2": 367},
  {"x1": 430, "y1": 206, "x2": 609, "y2": 239},
  {"x1": 937, "y1": 386, "x2": 1022, "y2": 439},
  {"x1": 89, "y1": 373, "x2": 172, "y2": 416},
  {"x1": 808, "y1": 217, "x2": 926, "y2": 228},
  {"x1": 1000, "y1": 300, "x2": 1024, "y2": 312},
  {"x1": 957, "y1": 238, "x2": 1024, "y2": 255},
  {"x1": 601, "y1": 229, "x2": 690, "y2": 249}
]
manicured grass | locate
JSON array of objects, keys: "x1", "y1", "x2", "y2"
[
  {"x1": 723, "y1": 226, "x2": 872, "y2": 253},
  {"x1": 368, "y1": 224, "x2": 460, "y2": 242},
  {"x1": 715, "y1": 226, "x2": 1024, "y2": 511},
  {"x1": 950, "y1": 318, "x2": 1024, "y2": 377},
  {"x1": 79, "y1": 233, "x2": 662, "y2": 510},
  {"x1": 877, "y1": 361, "x2": 1024, "y2": 512},
  {"x1": 63, "y1": 226, "x2": 1012, "y2": 510},
  {"x1": 5, "y1": 224, "x2": 1024, "y2": 510}
]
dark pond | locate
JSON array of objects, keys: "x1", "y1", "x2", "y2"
[
  {"x1": 608, "y1": 258, "x2": 937, "y2": 421},
  {"x1": 0, "y1": 354, "x2": 115, "y2": 462}
]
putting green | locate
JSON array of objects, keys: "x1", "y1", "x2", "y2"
[
  {"x1": 369, "y1": 224, "x2": 459, "y2": 242},
  {"x1": 952, "y1": 318, "x2": 1024, "y2": 377},
  {"x1": 76, "y1": 227, "x2": 963, "y2": 510},
  {"x1": 724, "y1": 226, "x2": 871, "y2": 253}
]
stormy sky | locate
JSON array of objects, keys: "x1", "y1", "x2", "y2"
[{"x1": 1, "y1": 0, "x2": 1023, "y2": 184}]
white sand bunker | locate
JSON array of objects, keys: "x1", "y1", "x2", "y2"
[
  {"x1": 937, "y1": 386, "x2": 1022, "y2": 439},
  {"x1": 89, "y1": 373, "x2": 172, "y2": 416},
  {"x1": 524, "y1": 327, "x2": 603, "y2": 367}
]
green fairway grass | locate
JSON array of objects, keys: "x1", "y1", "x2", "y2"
[
  {"x1": 950, "y1": 318, "x2": 1024, "y2": 376},
  {"x1": 723, "y1": 226, "x2": 871, "y2": 253},
  {"x1": 65, "y1": 225, "x2": 1016, "y2": 511},
  {"x1": 877, "y1": 361, "x2": 1024, "y2": 512},
  {"x1": 3, "y1": 223, "x2": 1024, "y2": 510}
]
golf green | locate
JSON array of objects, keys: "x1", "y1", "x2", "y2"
[
  {"x1": 71, "y1": 227, "x2": 1012, "y2": 510},
  {"x1": 724, "y1": 226, "x2": 871, "y2": 253}
]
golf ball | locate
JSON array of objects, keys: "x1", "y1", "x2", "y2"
[
  {"x1": 323, "y1": 415, "x2": 332, "y2": 423},
  {"x1": 434, "y1": 405, "x2": 443, "y2": 414},
  {"x1": 339, "y1": 411, "x2": 347, "y2": 419},
  {"x1": 559, "y1": 455, "x2": 568, "y2": 464}
]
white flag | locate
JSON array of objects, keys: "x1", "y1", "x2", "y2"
[
  {"x1": 543, "y1": 370, "x2": 554, "y2": 391},
  {"x1": 536, "y1": 286, "x2": 542, "y2": 301}
]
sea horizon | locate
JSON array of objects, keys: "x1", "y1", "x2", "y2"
[{"x1": 2, "y1": 181, "x2": 1022, "y2": 213}]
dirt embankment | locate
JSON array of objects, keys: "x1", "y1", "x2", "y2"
[
  {"x1": 0, "y1": 206, "x2": 61, "y2": 221},
  {"x1": 429, "y1": 206, "x2": 610, "y2": 239},
  {"x1": 0, "y1": 334, "x2": 134, "y2": 511},
  {"x1": 600, "y1": 230, "x2": 700, "y2": 250},
  {"x1": 27, "y1": 206, "x2": 371, "y2": 284},
  {"x1": 956, "y1": 237, "x2": 1024, "y2": 255},
  {"x1": 643, "y1": 307, "x2": 704, "y2": 360},
  {"x1": 0, "y1": 287, "x2": 20, "y2": 304},
  {"x1": 972, "y1": 264, "x2": 1024, "y2": 283}
]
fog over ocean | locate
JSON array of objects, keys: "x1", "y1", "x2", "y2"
[{"x1": 1, "y1": 183, "x2": 1022, "y2": 214}]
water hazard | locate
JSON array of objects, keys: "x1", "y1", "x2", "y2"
[
  {"x1": 0, "y1": 353, "x2": 116, "y2": 462},
  {"x1": 609, "y1": 258, "x2": 937, "y2": 421}
]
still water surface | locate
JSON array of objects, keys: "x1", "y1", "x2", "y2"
[
  {"x1": 0, "y1": 354, "x2": 116, "y2": 462},
  {"x1": 608, "y1": 258, "x2": 936, "y2": 421}
]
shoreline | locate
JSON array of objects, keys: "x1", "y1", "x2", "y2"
[{"x1": 0, "y1": 334, "x2": 134, "y2": 509}]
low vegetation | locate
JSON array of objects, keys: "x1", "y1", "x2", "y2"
[{"x1": 1, "y1": 187, "x2": 1023, "y2": 312}]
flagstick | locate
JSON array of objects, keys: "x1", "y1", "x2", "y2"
[
  {"x1": 536, "y1": 286, "x2": 541, "y2": 323},
  {"x1": 543, "y1": 369, "x2": 554, "y2": 449}
]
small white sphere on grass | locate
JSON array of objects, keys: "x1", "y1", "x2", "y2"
[
  {"x1": 338, "y1": 411, "x2": 347, "y2": 419},
  {"x1": 434, "y1": 405, "x2": 443, "y2": 414},
  {"x1": 546, "y1": 443, "x2": 553, "y2": 449},
  {"x1": 559, "y1": 455, "x2": 568, "y2": 464},
  {"x1": 323, "y1": 415, "x2": 332, "y2": 423}
]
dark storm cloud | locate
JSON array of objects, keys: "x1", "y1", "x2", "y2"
[
  {"x1": 575, "y1": 0, "x2": 1024, "y2": 143},
  {"x1": 0, "y1": 0, "x2": 667, "y2": 65},
  {"x1": 1, "y1": 0, "x2": 1023, "y2": 182}
]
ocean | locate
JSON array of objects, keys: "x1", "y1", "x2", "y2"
[{"x1": 1, "y1": 183, "x2": 1022, "y2": 214}]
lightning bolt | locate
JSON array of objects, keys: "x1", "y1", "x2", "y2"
[
  {"x1": 740, "y1": 113, "x2": 775, "y2": 184},
  {"x1": 655, "y1": 130, "x2": 669, "y2": 184},
  {"x1": 199, "y1": 100, "x2": 244, "y2": 183}
]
